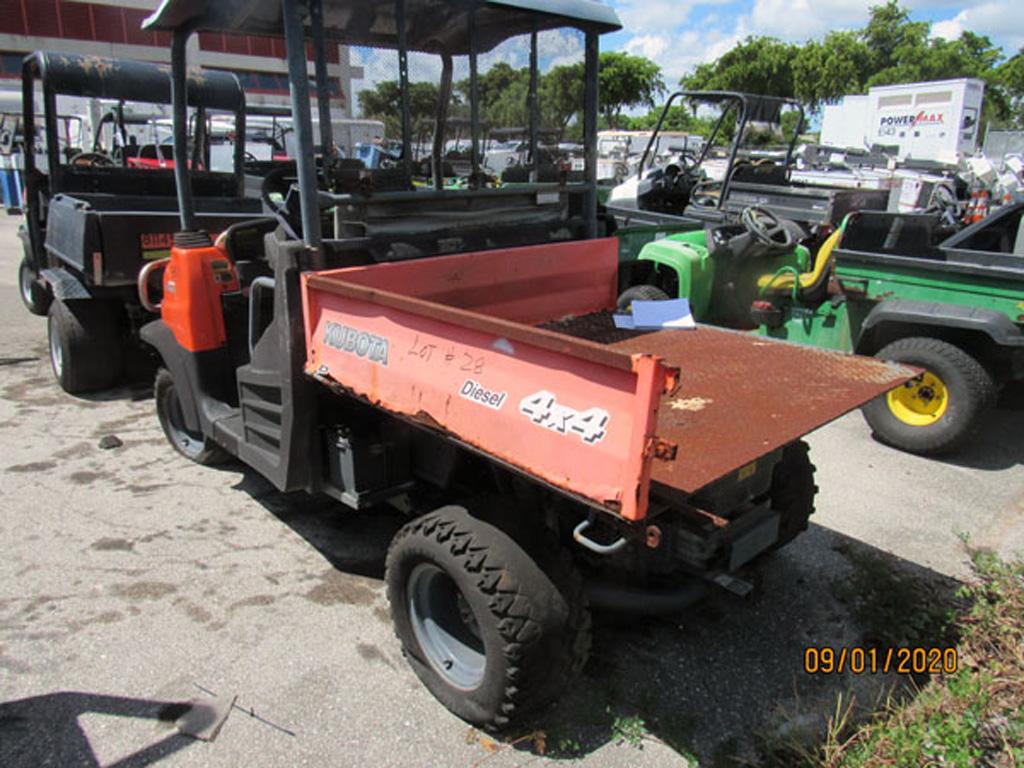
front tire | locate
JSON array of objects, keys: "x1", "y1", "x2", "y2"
[
  {"x1": 616, "y1": 284, "x2": 670, "y2": 312},
  {"x1": 154, "y1": 368, "x2": 230, "y2": 465},
  {"x1": 47, "y1": 298, "x2": 123, "y2": 394},
  {"x1": 19, "y1": 257, "x2": 51, "y2": 316},
  {"x1": 386, "y1": 505, "x2": 589, "y2": 731},
  {"x1": 862, "y1": 337, "x2": 995, "y2": 455}
]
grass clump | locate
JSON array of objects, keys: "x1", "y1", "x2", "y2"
[{"x1": 821, "y1": 550, "x2": 1024, "y2": 767}]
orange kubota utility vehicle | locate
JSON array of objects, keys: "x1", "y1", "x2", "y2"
[{"x1": 140, "y1": 0, "x2": 914, "y2": 729}]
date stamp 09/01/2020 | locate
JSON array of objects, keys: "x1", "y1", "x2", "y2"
[{"x1": 804, "y1": 646, "x2": 959, "y2": 675}]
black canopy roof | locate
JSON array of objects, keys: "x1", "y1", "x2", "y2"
[
  {"x1": 144, "y1": 0, "x2": 621, "y2": 54},
  {"x1": 23, "y1": 52, "x2": 245, "y2": 112}
]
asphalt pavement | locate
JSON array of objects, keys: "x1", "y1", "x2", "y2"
[{"x1": 1, "y1": 214, "x2": 1021, "y2": 767}]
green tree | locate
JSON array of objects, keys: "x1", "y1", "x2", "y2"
[
  {"x1": 682, "y1": 37, "x2": 798, "y2": 98},
  {"x1": 541, "y1": 62, "x2": 585, "y2": 140},
  {"x1": 678, "y1": 2, "x2": 1021, "y2": 129},
  {"x1": 599, "y1": 51, "x2": 665, "y2": 129},
  {"x1": 862, "y1": 0, "x2": 928, "y2": 75},
  {"x1": 358, "y1": 80, "x2": 441, "y2": 138},
  {"x1": 793, "y1": 31, "x2": 872, "y2": 109},
  {"x1": 997, "y1": 48, "x2": 1024, "y2": 126}
]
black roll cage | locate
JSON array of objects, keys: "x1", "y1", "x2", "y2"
[
  {"x1": 21, "y1": 52, "x2": 248, "y2": 196},
  {"x1": 636, "y1": 90, "x2": 806, "y2": 210},
  {"x1": 144, "y1": 0, "x2": 619, "y2": 256}
]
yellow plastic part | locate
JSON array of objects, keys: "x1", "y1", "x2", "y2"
[
  {"x1": 758, "y1": 227, "x2": 843, "y2": 293},
  {"x1": 886, "y1": 371, "x2": 949, "y2": 426}
]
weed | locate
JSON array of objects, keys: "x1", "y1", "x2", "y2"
[
  {"x1": 831, "y1": 545, "x2": 962, "y2": 652},
  {"x1": 611, "y1": 712, "x2": 648, "y2": 748},
  {"x1": 818, "y1": 550, "x2": 1024, "y2": 767}
]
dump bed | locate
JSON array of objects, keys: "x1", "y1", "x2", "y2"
[{"x1": 301, "y1": 239, "x2": 915, "y2": 521}]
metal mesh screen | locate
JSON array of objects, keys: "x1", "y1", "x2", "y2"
[{"x1": 349, "y1": 27, "x2": 587, "y2": 184}]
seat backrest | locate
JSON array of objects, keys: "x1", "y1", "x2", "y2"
[{"x1": 800, "y1": 228, "x2": 842, "y2": 295}]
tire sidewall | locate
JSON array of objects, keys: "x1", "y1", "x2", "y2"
[
  {"x1": 47, "y1": 301, "x2": 69, "y2": 389},
  {"x1": 19, "y1": 257, "x2": 50, "y2": 316},
  {"x1": 617, "y1": 284, "x2": 671, "y2": 312},
  {"x1": 155, "y1": 370, "x2": 201, "y2": 461},
  {"x1": 387, "y1": 537, "x2": 512, "y2": 725},
  {"x1": 864, "y1": 340, "x2": 987, "y2": 453},
  {"x1": 386, "y1": 508, "x2": 577, "y2": 729}
]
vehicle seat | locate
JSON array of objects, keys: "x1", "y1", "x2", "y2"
[
  {"x1": 220, "y1": 217, "x2": 278, "y2": 262},
  {"x1": 729, "y1": 159, "x2": 787, "y2": 186},
  {"x1": 757, "y1": 226, "x2": 842, "y2": 300}
]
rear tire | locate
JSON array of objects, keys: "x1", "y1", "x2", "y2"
[
  {"x1": 47, "y1": 298, "x2": 123, "y2": 394},
  {"x1": 386, "y1": 505, "x2": 589, "y2": 731},
  {"x1": 19, "y1": 257, "x2": 51, "y2": 316},
  {"x1": 616, "y1": 284, "x2": 670, "y2": 312},
  {"x1": 154, "y1": 368, "x2": 230, "y2": 465},
  {"x1": 862, "y1": 337, "x2": 995, "y2": 455},
  {"x1": 769, "y1": 440, "x2": 817, "y2": 550}
]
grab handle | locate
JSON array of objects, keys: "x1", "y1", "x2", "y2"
[
  {"x1": 573, "y1": 517, "x2": 627, "y2": 556},
  {"x1": 138, "y1": 257, "x2": 170, "y2": 313}
]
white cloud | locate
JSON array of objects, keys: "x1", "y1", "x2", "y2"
[
  {"x1": 930, "y1": 18, "x2": 964, "y2": 41},
  {"x1": 748, "y1": 0, "x2": 872, "y2": 41},
  {"x1": 929, "y1": 3, "x2": 1022, "y2": 50},
  {"x1": 621, "y1": 20, "x2": 749, "y2": 85},
  {"x1": 614, "y1": 0, "x2": 731, "y2": 35},
  {"x1": 623, "y1": 34, "x2": 668, "y2": 62},
  {"x1": 537, "y1": 29, "x2": 585, "y2": 68}
]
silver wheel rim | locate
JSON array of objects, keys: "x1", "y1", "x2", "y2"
[
  {"x1": 407, "y1": 562, "x2": 486, "y2": 690},
  {"x1": 20, "y1": 263, "x2": 34, "y2": 306},
  {"x1": 48, "y1": 314, "x2": 63, "y2": 378},
  {"x1": 162, "y1": 383, "x2": 204, "y2": 459}
]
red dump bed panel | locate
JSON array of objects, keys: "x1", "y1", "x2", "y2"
[{"x1": 302, "y1": 240, "x2": 675, "y2": 521}]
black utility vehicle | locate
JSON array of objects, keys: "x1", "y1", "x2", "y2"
[{"x1": 18, "y1": 52, "x2": 261, "y2": 393}]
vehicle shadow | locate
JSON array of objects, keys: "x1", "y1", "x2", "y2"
[
  {"x1": 0, "y1": 691, "x2": 199, "y2": 768},
  {"x1": 929, "y1": 405, "x2": 1024, "y2": 471},
  {"x1": 230, "y1": 470, "x2": 407, "y2": 580},
  {"x1": 516, "y1": 525, "x2": 964, "y2": 765},
  {"x1": 229, "y1": 472, "x2": 965, "y2": 766}
]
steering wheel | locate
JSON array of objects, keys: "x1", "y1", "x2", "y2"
[
  {"x1": 689, "y1": 177, "x2": 721, "y2": 207},
  {"x1": 68, "y1": 151, "x2": 115, "y2": 168},
  {"x1": 259, "y1": 165, "x2": 300, "y2": 234},
  {"x1": 244, "y1": 151, "x2": 260, "y2": 164},
  {"x1": 675, "y1": 151, "x2": 700, "y2": 175},
  {"x1": 741, "y1": 205, "x2": 795, "y2": 249}
]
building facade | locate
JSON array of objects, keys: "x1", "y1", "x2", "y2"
[{"x1": 0, "y1": 0, "x2": 358, "y2": 116}]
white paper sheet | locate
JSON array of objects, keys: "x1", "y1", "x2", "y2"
[
  {"x1": 630, "y1": 298, "x2": 696, "y2": 330},
  {"x1": 612, "y1": 313, "x2": 636, "y2": 329}
]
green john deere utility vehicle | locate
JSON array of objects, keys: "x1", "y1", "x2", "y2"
[{"x1": 619, "y1": 203, "x2": 1024, "y2": 455}]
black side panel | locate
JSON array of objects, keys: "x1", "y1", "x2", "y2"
[
  {"x1": 139, "y1": 320, "x2": 238, "y2": 433},
  {"x1": 44, "y1": 195, "x2": 101, "y2": 275},
  {"x1": 862, "y1": 300, "x2": 1024, "y2": 348},
  {"x1": 233, "y1": 235, "x2": 319, "y2": 492},
  {"x1": 44, "y1": 194, "x2": 263, "y2": 288}
]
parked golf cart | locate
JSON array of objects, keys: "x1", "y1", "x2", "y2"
[
  {"x1": 620, "y1": 203, "x2": 1024, "y2": 454},
  {"x1": 18, "y1": 52, "x2": 263, "y2": 394},
  {"x1": 608, "y1": 90, "x2": 891, "y2": 231},
  {"x1": 140, "y1": 0, "x2": 911, "y2": 730},
  {"x1": 91, "y1": 103, "x2": 176, "y2": 169}
]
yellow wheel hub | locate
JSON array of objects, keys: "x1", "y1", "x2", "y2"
[{"x1": 887, "y1": 371, "x2": 949, "y2": 426}]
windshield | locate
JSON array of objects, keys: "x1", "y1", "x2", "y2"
[{"x1": 348, "y1": 26, "x2": 588, "y2": 185}]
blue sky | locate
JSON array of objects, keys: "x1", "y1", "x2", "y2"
[{"x1": 602, "y1": 0, "x2": 1020, "y2": 85}]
